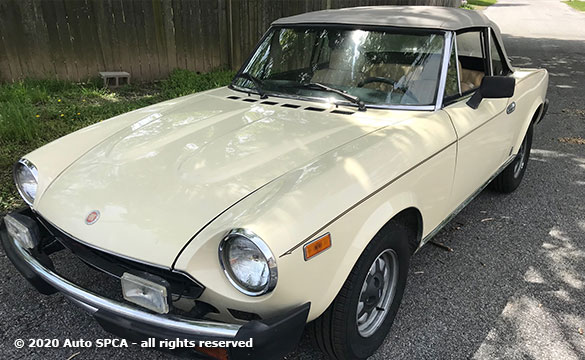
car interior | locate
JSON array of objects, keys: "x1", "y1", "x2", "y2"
[{"x1": 309, "y1": 38, "x2": 443, "y2": 105}]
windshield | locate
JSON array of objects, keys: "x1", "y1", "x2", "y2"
[{"x1": 233, "y1": 27, "x2": 446, "y2": 108}]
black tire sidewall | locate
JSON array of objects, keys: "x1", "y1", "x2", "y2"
[
  {"x1": 513, "y1": 123, "x2": 534, "y2": 180},
  {"x1": 335, "y1": 224, "x2": 411, "y2": 359},
  {"x1": 491, "y1": 123, "x2": 534, "y2": 193}
]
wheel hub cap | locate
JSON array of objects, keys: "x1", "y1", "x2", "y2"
[{"x1": 356, "y1": 249, "x2": 399, "y2": 338}]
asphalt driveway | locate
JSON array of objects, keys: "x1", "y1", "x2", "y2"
[{"x1": 1, "y1": 1, "x2": 584, "y2": 359}]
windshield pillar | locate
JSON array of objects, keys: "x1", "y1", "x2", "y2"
[{"x1": 435, "y1": 31, "x2": 454, "y2": 111}]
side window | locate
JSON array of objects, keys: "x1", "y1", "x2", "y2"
[
  {"x1": 456, "y1": 31, "x2": 486, "y2": 93},
  {"x1": 490, "y1": 31, "x2": 507, "y2": 76}
]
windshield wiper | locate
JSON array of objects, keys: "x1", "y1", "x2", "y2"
[
  {"x1": 232, "y1": 72, "x2": 268, "y2": 99},
  {"x1": 295, "y1": 82, "x2": 366, "y2": 111}
]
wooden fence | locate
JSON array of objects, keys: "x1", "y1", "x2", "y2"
[{"x1": 0, "y1": 0, "x2": 462, "y2": 82}]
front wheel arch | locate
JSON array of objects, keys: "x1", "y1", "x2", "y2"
[
  {"x1": 308, "y1": 213, "x2": 416, "y2": 359},
  {"x1": 333, "y1": 205, "x2": 422, "y2": 304},
  {"x1": 388, "y1": 207, "x2": 423, "y2": 254}
]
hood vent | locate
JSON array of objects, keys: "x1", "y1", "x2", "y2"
[
  {"x1": 331, "y1": 109, "x2": 354, "y2": 115},
  {"x1": 305, "y1": 106, "x2": 326, "y2": 112},
  {"x1": 226, "y1": 96, "x2": 352, "y2": 115},
  {"x1": 281, "y1": 103, "x2": 301, "y2": 109}
]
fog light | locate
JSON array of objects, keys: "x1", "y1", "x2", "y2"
[
  {"x1": 4, "y1": 214, "x2": 40, "y2": 249},
  {"x1": 121, "y1": 272, "x2": 170, "y2": 314}
]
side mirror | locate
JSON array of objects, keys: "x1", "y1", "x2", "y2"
[{"x1": 467, "y1": 76, "x2": 515, "y2": 109}]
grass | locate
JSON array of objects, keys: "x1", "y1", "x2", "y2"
[
  {"x1": 461, "y1": 0, "x2": 497, "y2": 9},
  {"x1": 564, "y1": 0, "x2": 585, "y2": 11},
  {"x1": 0, "y1": 69, "x2": 234, "y2": 214}
]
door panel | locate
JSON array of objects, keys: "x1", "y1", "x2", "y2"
[
  {"x1": 444, "y1": 97, "x2": 511, "y2": 208},
  {"x1": 442, "y1": 28, "x2": 517, "y2": 209}
]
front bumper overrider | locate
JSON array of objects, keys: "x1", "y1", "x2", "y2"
[{"x1": 1, "y1": 210, "x2": 309, "y2": 359}]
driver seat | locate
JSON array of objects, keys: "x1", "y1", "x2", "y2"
[
  {"x1": 458, "y1": 60, "x2": 484, "y2": 92},
  {"x1": 312, "y1": 49, "x2": 364, "y2": 86}
]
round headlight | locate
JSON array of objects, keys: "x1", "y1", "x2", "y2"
[
  {"x1": 14, "y1": 159, "x2": 38, "y2": 206},
  {"x1": 219, "y1": 229, "x2": 277, "y2": 296}
]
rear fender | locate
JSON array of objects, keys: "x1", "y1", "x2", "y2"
[{"x1": 509, "y1": 69, "x2": 548, "y2": 152}]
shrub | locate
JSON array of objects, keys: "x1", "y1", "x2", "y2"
[{"x1": 160, "y1": 68, "x2": 235, "y2": 99}]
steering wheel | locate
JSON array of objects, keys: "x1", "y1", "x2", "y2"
[{"x1": 357, "y1": 77, "x2": 402, "y2": 90}]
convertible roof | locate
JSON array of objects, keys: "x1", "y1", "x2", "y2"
[{"x1": 272, "y1": 6, "x2": 496, "y2": 31}]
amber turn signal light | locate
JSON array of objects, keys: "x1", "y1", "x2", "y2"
[{"x1": 303, "y1": 233, "x2": 332, "y2": 260}]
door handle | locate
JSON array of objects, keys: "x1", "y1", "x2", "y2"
[{"x1": 507, "y1": 102, "x2": 516, "y2": 114}]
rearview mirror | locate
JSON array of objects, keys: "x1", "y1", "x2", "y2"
[{"x1": 467, "y1": 76, "x2": 516, "y2": 109}]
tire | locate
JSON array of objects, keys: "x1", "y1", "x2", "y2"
[
  {"x1": 308, "y1": 221, "x2": 411, "y2": 360},
  {"x1": 491, "y1": 123, "x2": 534, "y2": 193}
]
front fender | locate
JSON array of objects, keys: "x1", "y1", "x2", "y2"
[{"x1": 173, "y1": 110, "x2": 457, "y2": 322}]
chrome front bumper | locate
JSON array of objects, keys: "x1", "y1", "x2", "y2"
[
  {"x1": 1, "y1": 211, "x2": 310, "y2": 359},
  {"x1": 9, "y1": 236, "x2": 241, "y2": 338}
]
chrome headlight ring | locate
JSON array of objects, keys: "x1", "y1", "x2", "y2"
[
  {"x1": 13, "y1": 158, "x2": 39, "y2": 207},
  {"x1": 218, "y1": 228, "x2": 277, "y2": 297}
]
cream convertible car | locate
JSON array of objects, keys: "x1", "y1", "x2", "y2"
[{"x1": 2, "y1": 6, "x2": 548, "y2": 360}]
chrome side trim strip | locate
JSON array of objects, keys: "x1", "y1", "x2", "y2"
[
  {"x1": 419, "y1": 154, "x2": 516, "y2": 248},
  {"x1": 9, "y1": 238, "x2": 241, "y2": 338}
]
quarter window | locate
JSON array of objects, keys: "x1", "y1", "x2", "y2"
[{"x1": 490, "y1": 31, "x2": 507, "y2": 76}]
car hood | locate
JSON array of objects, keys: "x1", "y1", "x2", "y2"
[{"x1": 35, "y1": 88, "x2": 383, "y2": 267}]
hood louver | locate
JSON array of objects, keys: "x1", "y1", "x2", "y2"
[{"x1": 226, "y1": 95, "x2": 354, "y2": 115}]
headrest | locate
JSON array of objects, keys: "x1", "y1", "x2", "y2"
[{"x1": 328, "y1": 48, "x2": 366, "y2": 73}]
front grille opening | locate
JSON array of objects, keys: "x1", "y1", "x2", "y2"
[
  {"x1": 305, "y1": 106, "x2": 326, "y2": 112},
  {"x1": 331, "y1": 109, "x2": 355, "y2": 115},
  {"x1": 261, "y1": 100, "x2": 278, "y2": 105},
  {"x1": 282, "y1": 103, "x2": 301, "y2": 109},
  {"x1": 242, "y1": 98, "x2": 258, "y2": 103},
  {"x1": 227, "y1": 95, "x2": 240, "y2": 100},
  {"x1": 36, "y1": 215, "x2": 208, "y2": 317},
  {"x1": 228, "y1": 308, "x2": 262, "y2": 321},
  {"x1": 174, "y1": 301, "x2": 220, "y2": 319}
]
